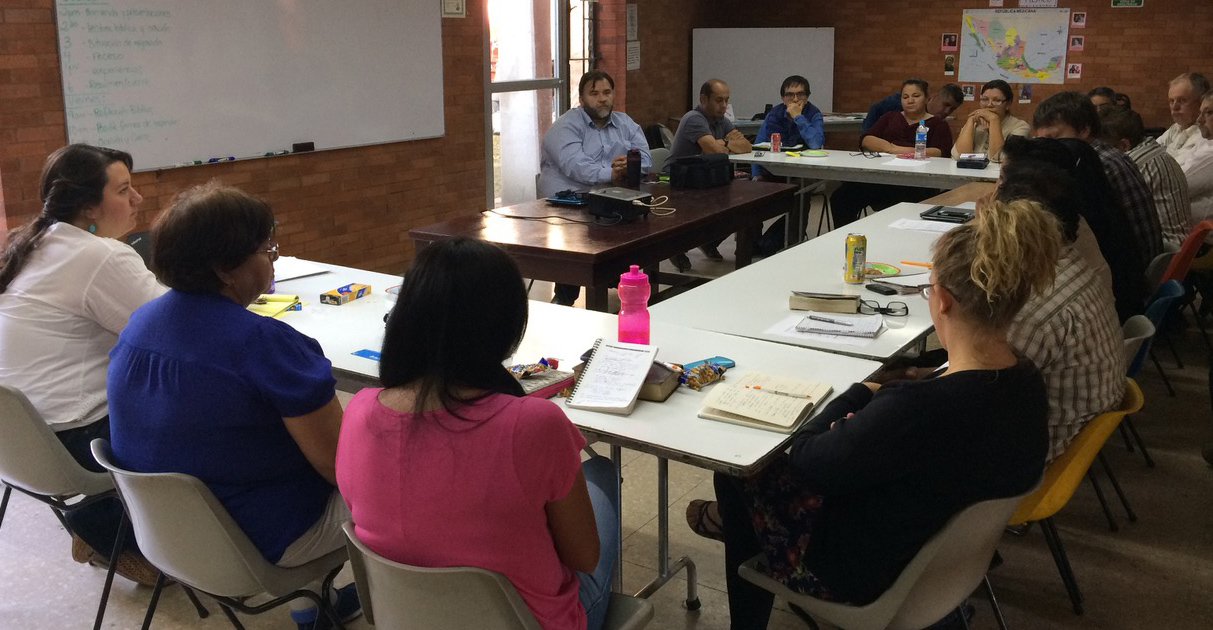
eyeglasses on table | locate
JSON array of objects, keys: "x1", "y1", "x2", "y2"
[{"x1": 859, "y1": 299, "x2": 908, "y2": 316}]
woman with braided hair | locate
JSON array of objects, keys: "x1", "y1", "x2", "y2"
[{"x1": 0, "y1": 143, "x2": 163, "y2": 584}]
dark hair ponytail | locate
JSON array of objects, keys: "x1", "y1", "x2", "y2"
[{"x1": 0, "y1": 144, "x2": 133, "y2": 293}]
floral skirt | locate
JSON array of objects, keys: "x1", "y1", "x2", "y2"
[{"x1": 743, "y1": 455, "x2": 837, "y2": 601}]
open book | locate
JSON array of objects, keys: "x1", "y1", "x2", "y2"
[
  {"x1": 565, "y1": 339, "x2": 659, "y2": 415},
  {"x1": 699, "y1": 373, "x2": 833, "y2": 433}
]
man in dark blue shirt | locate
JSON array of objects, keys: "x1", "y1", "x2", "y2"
[
  {"x1": 860, "y1": 83, "x2": 965, "y2": 134},
  {"x1": 751, "y1": 75, "x2": 824, "y2": 179},
  {"x1": 750, "y1": 75, "x2": 824, "y2": 255}
]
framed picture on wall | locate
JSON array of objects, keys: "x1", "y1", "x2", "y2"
[
  {"x1": 962, "y1": 84, "x2": 976, "y2": 101},
  {"x1": 1018, "y1": 84, "x2": 1032, "y2": 104},
  {"x1": 1072, "y1": 12, "x2": 1087, "y2": 28},
  {"x1": 941, "y1": 33, "x2": 958, "y2": 52},
  {"x1": 944, "y1": 55, "x2": 955, "y2": 75},
  {"x1": 1067, "y1": 63, "x2": 1083, "y2": 79},
  {"x1": 1069, "y1": 35, "x2": 1084, "y2": 51}
]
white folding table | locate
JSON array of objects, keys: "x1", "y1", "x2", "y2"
[
  {"x1": 272, "y1": 260, "x2": 881, "y2": 607},
  {"x1": 651, "y1": 202, "x2": 953, "y2": 362}
]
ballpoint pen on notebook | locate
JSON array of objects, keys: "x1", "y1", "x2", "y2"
[
  {"x1": 744, "y1": 385, "x2": 813, "y2": 399},
  {"x1": 808, "y1": 314, "x2": 853, "y2": 326}
]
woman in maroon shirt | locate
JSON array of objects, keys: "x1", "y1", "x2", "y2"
[{"x1": 831, "y1": 79, "x2": 955, "y2": 226}]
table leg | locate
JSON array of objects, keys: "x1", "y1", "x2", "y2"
[
  {"x1": 735, "y1": 227, "x2": 755, "y2": 267},
  {"x1": 586, "y1": 286, "x2": 610, "y2": 312},
  {"x1": 634, "y1": 457, "x2": 701, "y2": 610},
  {"x1": 611, "y1": 445, "x2": 623, "y2": 593},
  {"x1": 785, "y1": 178, "x2": 806, "y2": 249}
]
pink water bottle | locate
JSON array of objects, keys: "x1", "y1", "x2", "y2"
[{"x1": 617, "y1": 265, "x2": 650, "y2": 344}]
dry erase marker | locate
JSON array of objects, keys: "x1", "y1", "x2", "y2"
[
  {"x1": 744, "y1": 385, "x2": 812, "y2": 399},
  {"x1": 208, "y1": 156, "x2": 235, "y2": 163},
  {"x1": 174, "y1": 160, "x2": 203, "y2": 167},
  {"x1": 808, "y1": 314, "x2": 853, "y2": 327},
  {"x1": 263, "y1": 150, "x2": 289, "y2": 157}
]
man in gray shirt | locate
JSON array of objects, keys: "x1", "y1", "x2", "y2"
[{"x1": 668, "y1": 79, "x2": 752, "y2": 269}]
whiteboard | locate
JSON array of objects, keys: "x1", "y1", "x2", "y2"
[
  {"x1": 692, "y1": 28, "x2": 835, "y2": 120},
  {"x1": 54, "y1": 0, "x2": 444, "y2": 171}
]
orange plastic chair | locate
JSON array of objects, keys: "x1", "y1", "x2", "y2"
[
  {"x1": 1160, "y1": 221, "x2": 1213, "y2": 352},
  {"x1": 1007, "y1": 379, "x2": 1144, "y2": 616}
]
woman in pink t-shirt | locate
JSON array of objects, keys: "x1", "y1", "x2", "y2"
[{"x1": 336, "y1": 238, "x2": 619, "y2": 630}]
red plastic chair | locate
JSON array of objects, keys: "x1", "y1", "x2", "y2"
[
  {"x1": 1158, "y1": 220, "x2": 1213, "y2": 353},
  {"x1": 1160, "y1": 220, "x2": 1213, "y2": 285}
]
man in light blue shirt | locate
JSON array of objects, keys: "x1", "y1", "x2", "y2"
[
  {"x1": 539, "y1": 70, "x2": 651, "y2": 198},
  {"x1": 539, "y1": 70, "x2": 650, "y2": 305}
]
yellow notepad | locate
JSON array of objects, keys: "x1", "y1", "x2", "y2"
[
  {"x1": 699, "y1": 373, "x2": 833, "y2": 433},
  {"x1": 247, "y1": 294, "x2": 301, "y2": 318}
]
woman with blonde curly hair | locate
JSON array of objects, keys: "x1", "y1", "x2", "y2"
[{"x1": 690, "y1": 200, "x2": 1062, "y2": 630}]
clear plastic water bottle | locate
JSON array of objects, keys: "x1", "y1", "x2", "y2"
[
  {"x1": 617, "y1": 265, "x2": 650, "y2": 344},
  {"x1": 914, "y1": 120, "x2": 928, "y2": 160}
]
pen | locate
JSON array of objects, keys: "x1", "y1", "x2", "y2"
[
  {"x1": 808, "y1": 314, "x2": 853, "y2": 326},
  {"x1": 208, "y1": 156, "x2": 236, "y2": 163},
  {"x1": 901, "y1": 260, "x2": 933, "y2": 268},
  {"x1": 744, "y1": 385, "x2": 812, "y2": 399}
]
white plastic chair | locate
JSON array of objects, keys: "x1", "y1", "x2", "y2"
[
  {"x1": 342, "y1": 521, "x2": 654, "y2": 630},
  {"x1": 739, "y1": 493, "x2": 1029, "y2": 630},
  {"x1": 0, "y1": 384, "x2": 124, "y2": 630},
  {"x1": 1119, "y1": 315, "x2": 1158, "y2": 467},
  {"x1": 91, "y1": 439, "x2": 349, "y2": 630}
]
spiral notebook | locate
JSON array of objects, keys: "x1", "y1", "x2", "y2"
[
  {"x1": 565, "y1": 339, "x2": 659, "y2": 415},
  {"x1": 699, "y1": 373, "x2": 833, "y2": 433}
]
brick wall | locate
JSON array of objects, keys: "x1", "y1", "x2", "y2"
[
  {"x1": 612, "y1": 0, "x2": 1213, "y2": 140},
  {"x1": 0, "y1": 0, "x2": 488, "y2": 274}
]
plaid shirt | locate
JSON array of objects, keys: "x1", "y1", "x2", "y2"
[
  {"x1": 1008, "y1": 246, "x2": 1126, "y2": 462},
  {"x1": 1128, "y1": 138, "x2": 1193, "y2": 249},
  {"x1": 1092, "y1": 140, "x2": 1164, "y2": 265}
]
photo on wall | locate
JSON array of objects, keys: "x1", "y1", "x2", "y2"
[
  {"x1": 944, "y1": 55, "x2": 955, "y2": 76},
  {"x1": 941, "y1": 32, "x2": 958, "y2": 52},
  {"x1": 1069, "y1": 35, "x2": 1084, "y2": 52},
  {"x1": 1072, "y1": 11, "x2": 1087, "y2": 28},
  {"x1": 962, "y1": 84, "x2": 976, "y2": 101},
  {"x1": 1018, "y1": 84, "x2": 1032, "y2": 103},
  {"x1": 1067, "y1": 63, "x2": 1083, "y2": 80}
]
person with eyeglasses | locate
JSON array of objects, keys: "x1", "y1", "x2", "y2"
[
  {"x1": 750, "y1": 75, "x2": 825, "y2": 255},
  {"x1": 951, "y1": 79, "x2": 1030, "y2": 162},
  {"x1": 0, "y1": 144, "x2": 166, "y2": 584},
  {"x1": 686, "y1": 199, "x2": 1057, "y2": 630},
  {"x1": 105, "y1": 183, "x2": 362, "y2": 630}
]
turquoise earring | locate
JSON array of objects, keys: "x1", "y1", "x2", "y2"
[{"x1": 88, "y1": 224, "x2": 97, "y2": 233}]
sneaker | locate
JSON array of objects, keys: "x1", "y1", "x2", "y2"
[
  {"x1": 291, "y1": 583, "x2": 363, "y2": 630},
  {"x1": 698, "y1": 244, "x2": 724, "y2": 262},
  {"x1": 71, "y1": 534, "x2": 96, "y2": 564},
  {"x1": 669, "y1": 253, "x2": 692, "y2": 272}
]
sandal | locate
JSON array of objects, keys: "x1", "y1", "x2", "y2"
[{"x1": 685, "y1": 499, "x2": 725, "y2": 542}]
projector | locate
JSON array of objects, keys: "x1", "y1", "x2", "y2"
[{"x1": 587, "y1": 187, "x2": 652, "y2": 223}]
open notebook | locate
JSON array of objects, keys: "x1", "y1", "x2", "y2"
[
  {"x1": 699, "y1": 373, "x2": 833, "y2": 433},
  {"x1": 565, "y1": 339, "x2": 659, "y2": 415}
]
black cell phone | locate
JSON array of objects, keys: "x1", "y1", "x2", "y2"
[{"x1": 866, "y1": 282, "x2": 898, "y2": 295}]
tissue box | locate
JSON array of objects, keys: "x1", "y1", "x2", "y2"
[{"x1": 320, "y1": 283, "x2": 371, "y2": 305}]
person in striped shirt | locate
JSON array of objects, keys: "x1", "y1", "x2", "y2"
[{"x1": 1098, "y1": 104, "x2": 1193, "y2": 249}]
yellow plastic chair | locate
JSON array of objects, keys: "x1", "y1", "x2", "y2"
[{"x1": 1007, "y1": 379, "x2": 1144, "y2": 616}]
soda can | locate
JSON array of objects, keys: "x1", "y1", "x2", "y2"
[
  {"x1": 844, "y1": 233, "x2": 867, "y2": 284},
  {"x1": 770, "y1": 132, "x2": 782, "y2": 153}
]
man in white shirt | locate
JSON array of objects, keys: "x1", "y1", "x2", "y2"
[
  {"x1": 1180, "y1": 90, "x2": 1213, "y2": 225},
  {"x1": 1157, "y1": 73, "x2": 1210, "y2": 162}
]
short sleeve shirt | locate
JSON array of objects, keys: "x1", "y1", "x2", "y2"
[
  {"x1": 668, "y1": 106, "x2": 735, "y2": 162},
  {"x1": 337, "y1": 391, "x2": 587, "y2": 630},
  {"x1": 107, "y1": 290, "x2": 337, "y2": 563}
]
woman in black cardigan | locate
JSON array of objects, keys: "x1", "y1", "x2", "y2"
[{"x1": 690, "y1": 199, "x2": 1061, "y2": 630}]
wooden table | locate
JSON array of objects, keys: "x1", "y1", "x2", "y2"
[{"x1": 409, "y1": 180, "x2": 796, "y2": 311}]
